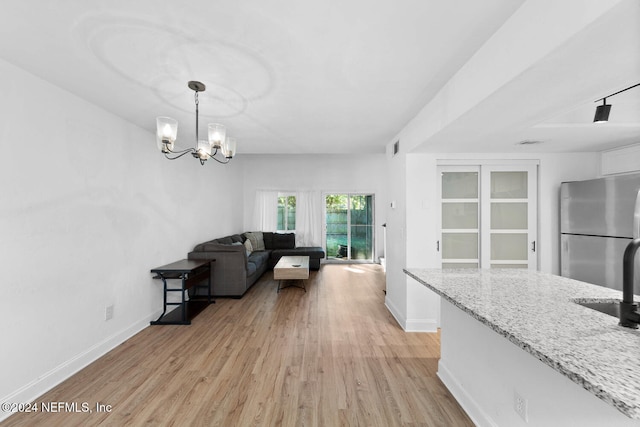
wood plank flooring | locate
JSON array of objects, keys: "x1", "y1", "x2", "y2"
[{"x1": 3, "y1": 264, "x2": 473, "y2": 426}]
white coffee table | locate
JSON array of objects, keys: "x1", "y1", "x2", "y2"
[{"x1": 273, "y1": 256, "x2": 309, "y2": 293}]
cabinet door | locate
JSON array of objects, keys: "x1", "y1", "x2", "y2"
[
  {"x1": 438, "y1": 166, "x2": 480, "y2": 268},
  {"x1": 481, "y1": 165, "x2": 537, "y2": 270},
  {"x1": 438, "y1": 164, "x2": 537, "y2": 270}
]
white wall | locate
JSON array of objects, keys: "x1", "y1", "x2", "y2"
[
  {"x1": 383, "y1": 146, "x2": 408, "y2": 328},
  {"x1": 240, "y1": 153, "x2": 388, "y2": 260},
  {"x1": 601, "y1": 143, "x2": 640, "y2": 176},
  {"x1": 0, "y1": 58, "x2": 244, "y2": 415}
]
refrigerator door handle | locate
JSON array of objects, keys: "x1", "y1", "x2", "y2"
[{"x1": 634, "y1": 190, "x2": 640, "y2": 239}]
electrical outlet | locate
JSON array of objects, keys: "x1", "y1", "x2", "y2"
[
  {"x1": 105, "y1": 305, "x2": 114, "y2": 321},
  {"x1": 514, "y1": 391, "x2": 528, "y2": 422}
]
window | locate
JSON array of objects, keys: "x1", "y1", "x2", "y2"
[{"x1": 277, "y1": 195, "x2": 296, "y2": 231}]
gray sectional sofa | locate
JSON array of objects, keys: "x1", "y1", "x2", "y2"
[{"x1": 187, "y1": 232, "x2": 324, "y2": 297}]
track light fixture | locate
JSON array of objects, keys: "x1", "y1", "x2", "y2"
[
  {"x1": 593, "y1": 99, "x2": 611, "y2": 123},
  {"x1": 593, "y1": 82, "x2": 640, "y2": 123},
  {"x1": 156, "y1": 81, "x2": 236, "y2": 165}
]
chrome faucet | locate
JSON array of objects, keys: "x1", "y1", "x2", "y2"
[{"x1": 620, "y1": 238, "x2": 640, "y2": 328}]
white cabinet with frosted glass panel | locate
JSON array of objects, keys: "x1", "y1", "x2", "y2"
[
  {"x1": 439, "y1": 166, "x2": 480, "y2": 268},
  {"x1": 438, "y1": 164, "x2": 537, "y2": 270}
]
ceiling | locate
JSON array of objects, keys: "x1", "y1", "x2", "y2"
[
  {"x1": 414, "y1": 0, "x2": 640, "y2": 154},
  {"x1": 0, "y1": 0, "x2": 638, "y2": 155}
]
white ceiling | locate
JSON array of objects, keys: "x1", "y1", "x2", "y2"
[
  {"x1": 0, "y1": 0, "x2": 638, "y2": 155},
  {"x1": 414, "y1": 0, "x2": 640, "y2": 153}
]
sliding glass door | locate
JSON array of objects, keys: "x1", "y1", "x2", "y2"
[{"x1": 325, "y1": 194, "x2": 374, "y2": 261}]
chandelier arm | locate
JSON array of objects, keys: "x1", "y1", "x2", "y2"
[
  {"x1": 164, "y1": 148, "x2": 195, "y2": 160},
  {"x1": 206, "y1": 153, "x2": 230, "y2": 164}
]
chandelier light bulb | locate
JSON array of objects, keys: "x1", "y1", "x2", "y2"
[
  {"x1": 223, "y1": 137, "x2": 237, "y2": 159},
  {"x1": 156, "y1": 116, "x2": 177, "y2": 153},
  {"x1": 197, "y1": 140, "x2": 211, "y2": 160},
  {"x1": 162, "y1": 124, "x2": 172, "y2": 139},
  {"x1": 208, "y1": 123, "x2": 226, "y2": 149}
]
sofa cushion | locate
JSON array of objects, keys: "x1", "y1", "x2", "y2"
[
  {"x1": 271, "y1": 247, "x2": 325, "y2": 258},
  {"x1": 248, "y1": 250, "x2": 270, "y2": 266},
  {"x1": 192, "y1": 240, "x2": 211, "y2": 251},
  {"x1": 194, "y1": 241, "x2": 245, "y2": 252},
  {"x1": 246, "y1": 261, "x2": 257, "y2": 276},
  {"x1": 262, "y1": 232, "x2": 274, "y2": 249},
  {"x1": 217, "y1": 236, "x2": 234, "y2": 245},
  {"x1": 230, "y1": 234, "x2": 245, "y2": 244},
  {"x1": 273, "y1": 233, "x2": 295, "y2": 249}
]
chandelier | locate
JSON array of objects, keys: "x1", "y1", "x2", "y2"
[{"x1": 156, "y1": 81, "x2": 236, "y2": 165}]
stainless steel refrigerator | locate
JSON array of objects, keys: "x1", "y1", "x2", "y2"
[{"x1": 560, "y1": 173, "x2": 640, "y2": 295}]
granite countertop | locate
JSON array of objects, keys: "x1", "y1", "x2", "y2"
[{"x1": 403, "y1": 268, "x2": 640, "y2": 420}]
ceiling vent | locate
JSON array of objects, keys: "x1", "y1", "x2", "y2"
[
  {"x1": 517, "y1": 140, "x2": 543, "y2": 146},
  {"x1": 393, "y1": 141, "x2": 400, "y2": 156}
]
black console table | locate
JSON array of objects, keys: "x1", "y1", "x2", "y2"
[{"x1": 150, "y1": 259, "x2": 214, "y2": 325}]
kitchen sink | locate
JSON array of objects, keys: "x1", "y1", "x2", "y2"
[{"x1": 574, "y1": 300, "x2": 620, "y2": 318}]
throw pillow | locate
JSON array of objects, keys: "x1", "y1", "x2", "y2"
[
  {"x1": 244, "y1": 232, "x2": 257, "y2": 250},
  {"x1": 244, "y1": 231, "x2": 265, "y2": 251},
  {"x1": 244, "y1": 239, "x2": 253, "y2": 256},
  {"x1": 253, "y1": 231, "x2": 265, "y2": 250}
]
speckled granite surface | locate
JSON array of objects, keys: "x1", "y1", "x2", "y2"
[{"x1": 404, "y1": 268, "x2": 640, "y2": 420}]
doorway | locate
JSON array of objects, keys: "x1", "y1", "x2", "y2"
[{"x1": 324, "y1": 194, "x2": 375, "y2": 262}]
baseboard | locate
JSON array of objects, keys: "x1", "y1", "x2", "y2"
[
  {"x1": 404, "y1": 317, "x2": 438, "y2": 332},
  {"x1": 0, "y1": 312, "x2": 156, "y2": 423},
  {"x1": 385, "y1": 296, "x2": 407, "y2": 330},
  {"x1": 385, "y1": 298, "x2": 438, "y2": 332},
  {"x1": 437, "y1": 360, "x2": 497, "y2": 427}
]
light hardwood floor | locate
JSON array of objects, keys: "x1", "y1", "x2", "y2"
[{"x1": 4, "y1": 264, "x2": 473, "y2": 426}]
